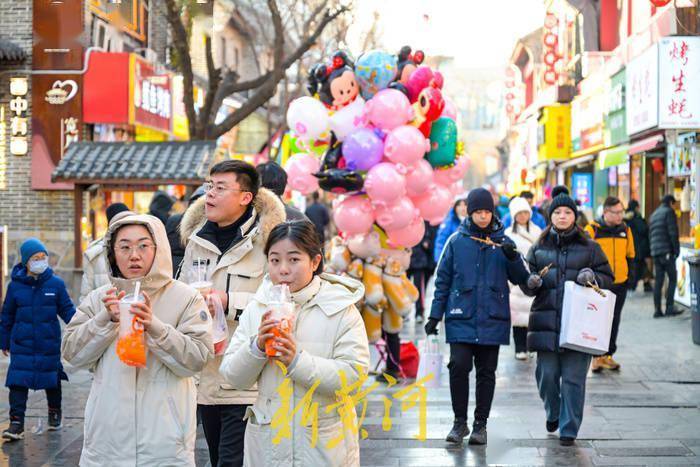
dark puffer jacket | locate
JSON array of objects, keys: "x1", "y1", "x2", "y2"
[
  {"x1": 522, "y1": 227, "x2": 614, "y2": 352},
  {"x1": 430, "y1": 217, "x2": 530, "y2": 345},
  {"x1": 0, "y1": 263, "x2": 75, "y2": 389},
  {"x1": 648, "y1": 203, "x2": 680, "y2": 258}
]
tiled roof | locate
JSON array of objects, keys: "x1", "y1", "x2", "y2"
[
  {"x1": 0, "y1": 39, "x2": 26, "y2": 62},
  {"x1": 52, "y1": 141, "x2": 217, "y2": 185}
]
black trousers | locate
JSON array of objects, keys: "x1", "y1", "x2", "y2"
[
  {"x1": 630, "y1": 258, "x2": 652, "y2": 289},
  {"x1": 512, "y1": 327, "x2": 528, "y2": 353},
  {"x1": 653, "y1": 255, "x2": 677, "y2": 313},
  {"x1": 198, "y1": 404, "x2": 250, "y2": 467},
  {"x1": 448, "y1": 343, "x2": 500, "y2": 423},
  {"x1": 9, "y1": 384, "x2": 62, "y2": 424},
  {"x1": 383, "y1": 330, "x2": 401, "y2": 372},
  {"x1": 607, "y1": 284, "x2": 628, "y2": 356},
  {"x1": 407, "y1": 269, "x2": 428, "y2": 317}
]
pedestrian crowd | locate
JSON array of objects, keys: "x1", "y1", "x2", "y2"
[{"x1": 0, "y1": 160, "x2": 687, "y2": 464}]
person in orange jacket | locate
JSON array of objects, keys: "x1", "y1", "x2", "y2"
[{"x1": 584, "y1": 196, "x2": 635, "y2": 372}]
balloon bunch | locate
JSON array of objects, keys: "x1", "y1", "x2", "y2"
[
  {"x1": 285, "y1": 45, "x2": 469, "y2": 248},
  {"x1": 326, "y1": 231, "x2": 419, "y2": 343}
]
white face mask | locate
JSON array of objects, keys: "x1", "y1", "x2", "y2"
[{"x1": 28, "y1": 258, "x2": 49, "y2": 275}]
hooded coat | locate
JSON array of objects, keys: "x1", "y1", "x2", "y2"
[
  {"x1": 178, "y1": 188, "x2": 286, "y2": 406},
  {"x1": 429, "y1": 217, "x2": 530, "y2": 345},
  {"x1": 1, "y1": 263, "x2": 75, "y2": 389},
  {"x1": 433, "y1": 208, "x2": 462, "y2": 263},
  {"x1": 62, "y1": 214, "x2": 214, "y2": 466},
  {"x1": 219, "y1": 273, "x2": 369, "y2": 467}
]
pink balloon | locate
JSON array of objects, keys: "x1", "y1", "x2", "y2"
[
  {"x1": 386, "y1": 216, "x2": 425, "y2": 248},
  {"x1": 333, "y1": 195, "x2": 375, "y2": 236},
  {"x1": 364, "y1": 162, "x2": 406, "y2": 204},
  {"x1": 374, "y1": 196, "x2": 418, "y2": 231},
  {"x1": 364, "y1": 89, "x2": 414, "y2": 131},
  {"x1": 433, "y1": 155, "x2": 469, "y2": 186},
  {"x1": 441, "y1": 98, "x2": 457, "y2": 120},
  {"x1": 384, "y1": 125, "x2": 431, "y2": 166},
  {"x1": 450, "y1": 180, "x2": 465, "y2": 197},
  {"x1": 284, "y1": 153, "x2": 320, "y2": 195},
  {"x1": 411, "y1": 183, "x2": 453, "y2": 222},
  {"x1": 405, "y1": 159, "x2": 434, "y2": 197},
  {"x1": 406, "y1": 66, "x2": 444, "y2": 103}
]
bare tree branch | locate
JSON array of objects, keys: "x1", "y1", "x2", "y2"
[
  {"x1": 163, "y1": 0, "x2": 198, "y2": 138},
  {"x1": 207, "y1": 0, "x2": 347, "y2": 138},
  {"x1": 198, "y1": 35, "x2": 222, "y2": 132}
]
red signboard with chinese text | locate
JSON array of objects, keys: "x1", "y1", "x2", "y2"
[{"x1": 129, "y1": 56, "x2": 172, "y2": 134}]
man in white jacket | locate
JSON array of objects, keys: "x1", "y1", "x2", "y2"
[{"x1": 178, "y1": 160, "x2": 286, "y2": 467}]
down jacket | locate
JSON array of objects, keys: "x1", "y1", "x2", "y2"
[
  {"x1": 429, "y1": 217, "x2": 530, "y2": 345},
  {"x1": 1, "y1": 263, "x2": 75, "y2": 389},
  {"x1": 62, "y1": 214, "x2": 213, "y2": 466},
  {"x1": 649, "y1": 203, "x2": 680, "y2": 258},
  {"x1": 521, "y1": 227, "x2": 614, "y2": 352},
  {"x1": 504, "y1": 222, "x2": 541, "y2": 327},
  {"x1": 220, "y1": 274, "x2": 369, "y2": 467}
]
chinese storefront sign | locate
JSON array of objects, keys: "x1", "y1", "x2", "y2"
[
  {"x1": 9, "y1": 77, "x2": 28, "y2": 156},
  {"x1": 31, "y1": 74, "x2": 82, "y2": 189},
  {"x1": 667, "y1": 132, "x2": 696, "y2": 177},
  {"x1": 626, "y1": 44, "x2": 659, "y2": 135},
  {"x1": 659, "y1": 37, "x2": 700, "y2": 129},
  {"x1": 571, "y1": 78, "x2": 606, "y2": 154},
  {"x1": 605, "y1": 69, "x2": 627, "y2": 146},
  {"x1": 130, "y1": 56, "x2": 172, "y2": 134},
  {"x1": 572, "y1": 173, "x2": 593, "y2": 209},
  {"x1": 537, "y1": 104, "x2": 571, "y2": 161}
]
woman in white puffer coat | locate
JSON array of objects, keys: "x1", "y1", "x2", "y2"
[{"x1": 504, "y1": 197, "x2": 542, "y2": 360}]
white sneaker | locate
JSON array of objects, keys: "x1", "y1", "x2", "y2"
[{"x1": 515, "y1": 352, "x2": 527, "y2": 360}]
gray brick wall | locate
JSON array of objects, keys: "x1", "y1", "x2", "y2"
[{"x1": 0, "y1": 0, "x2": 79, "y2": 296}]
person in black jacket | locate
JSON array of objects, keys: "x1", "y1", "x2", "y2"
[
  {"x1": 425, "y1": 188, "x2": 529, "y2": 446},
  {"x1": 522, "y1": 193, "x2": 614, "y2": 447},
  {"x1": 625, "y1": 200, "x2": 652, "y2": 292},
  {"x1": 408, "y1": 220, "x2": 436, "y2": 323},
  {"x1": 166, "y1": 186, "x2": 206, "y2": 274},
  {"x1": 148, "y1": 191, "x2": 175, "y2": 226},
  {"x1": 305, "y1": 192, "x2": 330, "y2": 244},
  {"x1": 648, "y1": 195, "x2": 684, "y2": 317}
]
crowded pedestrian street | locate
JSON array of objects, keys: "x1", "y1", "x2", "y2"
[
  {"x1": 3, "y1": 0, "x2": 700, "y2": 466},
  {"x1": 0, "y1": 291, "x2": 698, "y2": 466}
]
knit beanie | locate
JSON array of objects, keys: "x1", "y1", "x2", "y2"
[
  {"x1": 509, "y1": 196, "x2": 532, "y2": 220},
  {"x1": 20, "y1": 237, "x2": 48, "y2": 265},
  {"x1": 551, "y1": 185, "x2": 570, "y2": 198},
  {"x1": 467, "y1": 188, "x2": 495, "y2": 215},
  {"x1": 548, "y1": 194, "x2": 578, "y2": 219},
  {"x1": 106, "y1": 203, "x2": 130, "y2": 223}
]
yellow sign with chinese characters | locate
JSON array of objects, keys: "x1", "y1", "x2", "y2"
[{"x1": 538, "y1": 104, "x2": 571, "y2": 161}]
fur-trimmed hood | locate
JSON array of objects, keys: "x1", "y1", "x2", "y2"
[{"x1": 179, "y1": 187, "x2": 286, "y2": 246}]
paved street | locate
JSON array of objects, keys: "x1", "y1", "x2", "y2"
[{"x1": 0, "y1": 290, "x2": 698, "y2": 466}]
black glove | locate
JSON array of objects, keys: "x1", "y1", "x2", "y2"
[
  {"x1": 527, "y1": 273, "x2": 543, "y2": 290},
  {"x1": 502, "y1": 242, "x2": 518, "y2": 261},
  {"x1": 424, "y1": 317, "x2": 439, "y2": 335},
  {"x1": 576, "y1": 268, "x2": 596, "y2": 286}
]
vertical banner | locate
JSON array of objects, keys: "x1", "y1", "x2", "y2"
[{"x1": 659, "y1": 37, "x2": 700, "y2": 129}]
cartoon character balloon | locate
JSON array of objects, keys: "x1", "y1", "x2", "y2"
[
  {"x1": 406, "y1": 66, "x2": 444, "y2": 103},
  {"x1": 354, "y1": 50, "x2": 398, "y2": 100},
  {"x1": 308, "y1": 51, "x2": 359, "y2": 111},
  {"x1": 412, "y1": 86, "x2": 445, "y2": 137},
  {"x1": 286, "y1": 96, "x2": 330, "y2": 142},
  {"x1": 427, "y1": 117, "x2": 458, "y2": 168}
]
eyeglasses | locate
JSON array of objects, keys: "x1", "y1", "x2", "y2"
[
  {"x1": 606, "y1": 209, "x2": 624, "y2": 216},
  {"x1": 116, "y1": 243, "x2": 156, "y2": 257},
  {"x1": 204, "y1": 181, "x2": 249, "y2": 198}
]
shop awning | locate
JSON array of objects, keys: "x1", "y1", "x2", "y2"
[
  {"x1": 628, "y1": 134, "x2": 664, "y2": 155},
  {"x1": 598, "y1": 145, "x2": 630, "y2": 170},
  {"x1": 52, "y1": 141, "x2": 218, "y2": 185},
  {"x1": 570, "y1": 143, "x2": 606, "y2": 160},
  {"x1": 556, "y1": 154, "x2": 596, "y2": 170},
  {"x1": 0, "y1": 39, "x2": 26, "y2": 62}
]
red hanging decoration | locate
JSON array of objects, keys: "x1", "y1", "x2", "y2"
[{"x1": 650, "y1": 0, "x2": 672, "y2": 6}]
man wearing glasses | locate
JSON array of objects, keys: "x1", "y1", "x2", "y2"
[
  {"x1": 177, "y1": 160, "x2": 286, "y2": 467},
  {"x1": 585, "y1": 196, "x2": 635, "y2": 373}
]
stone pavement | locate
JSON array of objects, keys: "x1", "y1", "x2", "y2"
[{"x1": 0, "y1": 290, "x2": 698, "y2": 466}]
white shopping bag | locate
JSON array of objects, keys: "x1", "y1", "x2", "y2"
[
  {"x1": 416, "y1": 336, "x2": 442, "y2": 388},
  {"x1": 560, "y1": 281, "x2": 616, "y2": 355}
]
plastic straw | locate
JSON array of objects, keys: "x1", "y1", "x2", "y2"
[{"x1": 133, "y1": 281, "x2": 141, "y2": 302}]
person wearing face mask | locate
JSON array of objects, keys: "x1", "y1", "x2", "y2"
[
  {"x1": 220, "y1": 220, "x2": 369, "y2": 466},
  {"x1": 433, "y1": 198, "x2": 468, "y2": 264},
  {"x1": 61, "y1": 214, "x2": 213, "y2": 466},
  {"x1": 522, "y1": 194, "x2": 613, "y2": 447},
  {"x1": 425, "y1": 188, "x2": 529, "y2": 446},
  {"x1": 0, "y1": 238, "x2": 76, "y2": 441}
]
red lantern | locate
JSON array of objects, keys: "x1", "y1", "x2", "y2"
[
  {"x1": 544, "y1": 13, "x2": 559, "y2": 30},
  {"x1": 544, "y1": 33, "x2": 558, "y2": 48},
  {"x1": 544, "y1": 51, "x2": 559, "y2": 66},
  {"x1": 650, "y1": 0, "x2": 672, "y2": 6},
  {"x1": 544, "y1": 69, "x2": 558, "y2": 85},
  {"x1": 651, "y1": 158, "x2": 665, "y2": 173}
]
